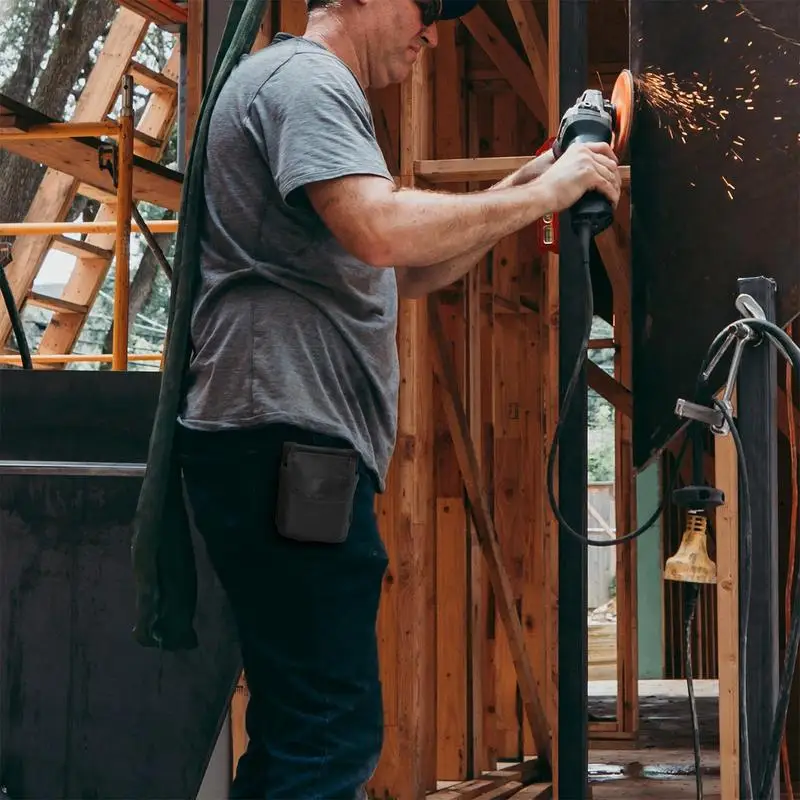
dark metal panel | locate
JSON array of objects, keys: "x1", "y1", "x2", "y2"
[
  {"x1": 0, "y1": 372, "x2": 240, "y2": 799},
  {"x1": 629, "y1": 0, "x2": 800, "y2": 467},
  {"x1": 0, "y1": 371, "x2": 161, "y2": 463}
]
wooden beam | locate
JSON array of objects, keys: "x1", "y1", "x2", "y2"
[
  {"x1": 416, "y1": 157, "x2": 630, "y2": 186},
  {"x1": 715, "y1": 395, "x2": 740, "y2": 800},
  {"x1": 460, "y1": 6, "x2": 546, "y2": 125},
  {"x1": 369, "y1": 50, "x2": 437, "y2": 800},
  {"x1": 542, "y1": 0, "x2": 560, "y2": 787},
  {"x1": 428, "y1": 294, "x2": 553, "y2": 768},
  {"x1": 184, "y1": 0, "x2": 205, "y2": 155},
  {"x1": 587, "y1": 359, "x2": 632, "y2": 418},
  {"x1": 505, "y1": 0, "x2": 548, "y2": 107},
  {"x1": 117, "y1": 0, "x2": 187, "y2": 27}
]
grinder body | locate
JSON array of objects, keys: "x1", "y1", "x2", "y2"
[{"x1": 554, "y1": 88, "x2": 616, "y2": 236}]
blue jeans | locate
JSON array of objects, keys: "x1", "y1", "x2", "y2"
[{"x1": 180, "y1": 423, "x2": 388, "y2": 799}]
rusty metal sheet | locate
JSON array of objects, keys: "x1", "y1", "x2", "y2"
[{"x1": 629, "y1": 0, "x2": 800, "y2": 467}]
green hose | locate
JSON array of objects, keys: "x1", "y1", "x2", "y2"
[{"x1": 131, "y1": 0, "x2": 270, "y2": 650}]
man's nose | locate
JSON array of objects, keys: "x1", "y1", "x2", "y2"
[{"x1": 422, "y1": 22, "x2": 438, "y2": 48}]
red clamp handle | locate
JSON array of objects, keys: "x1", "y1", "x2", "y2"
[{"x1": 533, "y1": 136, "x2": 559, "y2": 255}]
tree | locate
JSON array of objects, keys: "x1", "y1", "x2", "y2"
[
  {"x1": 588, "y1": 317, "x2": 616, "y2": 482},
  {"x1": 0, "y1": 0, "x2": 118, "y2": 226}
]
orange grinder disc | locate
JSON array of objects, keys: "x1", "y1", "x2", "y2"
[{"x1": 610, "y1": 68, "x2": 634, "y2": 159}]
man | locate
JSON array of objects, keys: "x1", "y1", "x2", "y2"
[{"x1": 177, "y1": 0, "x2": 621, "y2": 795}]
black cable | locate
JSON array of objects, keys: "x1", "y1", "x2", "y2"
[
  {"x1": 683, "y1": 581, "x2": 703, "y2": 800},
  {"x1": 545, "y1": 221, "x2": 689, "y2": 547},
  {"x1": 734, "y1": 322, "x2": 800, "y2": 800},
  {"x1": 0, "y1": 248, "x2": 32, "y2": 371}
]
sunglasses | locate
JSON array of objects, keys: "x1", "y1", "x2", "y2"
[{"x1": 415, "y1": 0, "x2": 442, "y2": 27}]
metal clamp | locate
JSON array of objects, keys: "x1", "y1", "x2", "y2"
[
  {"x1": 675, "y1": 292, "x2": 764, "y2": 436},
  {"x1": 98, "y1": 141, "x2": 118, "y2": 187}
]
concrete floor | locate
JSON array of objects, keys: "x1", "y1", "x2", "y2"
[{"x1": 589, "y1": 679, "x2": 720, "y2": 799}]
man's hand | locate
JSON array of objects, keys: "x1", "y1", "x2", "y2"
[{"x1": 536, "y1": 141, "x2": 621, "y2": 213}]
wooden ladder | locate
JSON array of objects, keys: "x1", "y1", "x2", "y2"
[{"x1": 0, "y1": 6, "x2": 180, "y2": 365}]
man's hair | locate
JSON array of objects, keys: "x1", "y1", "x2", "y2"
[{"x1": 306, "y1": 0, "x2": 342, "y2": 10}]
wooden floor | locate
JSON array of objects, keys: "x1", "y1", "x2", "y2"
[{"x1": 429, "y1": 680, "x2": 723, "y2": 799}]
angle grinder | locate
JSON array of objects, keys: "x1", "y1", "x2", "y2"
[
  {"x1": 552, "y1": 68, "x2": 634, "y2": 236},
  {"x1": 546, "y1": 69, "x2": 659, "y2": 552}
]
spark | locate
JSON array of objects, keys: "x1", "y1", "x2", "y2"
[
  {"x1": 715, "y1": 0, "x2": 800, "y2": 49},
  {"x1": 635, "y1": 69, "x2": 725, "y2": 143},
  {"x1": 722, "y1": 176, "x2": 736, "y2": 200}
]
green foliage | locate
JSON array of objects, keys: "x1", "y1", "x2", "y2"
[{"x1": 588, "y1": 316, "x2": 615, "y2": 482}]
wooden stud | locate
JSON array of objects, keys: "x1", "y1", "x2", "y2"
[
  {"x1": 369, "y1": 47, "x2": 437, "y2": 800},
  {"x1": 185, "y1": 0, "x2": 205, "y2": 156},
  {"x1": 715, "y1": 400, "x2": 740, "y2": 799},
  {"x1": 543, "y1": 0, "x2": 560, "y2": 790},
  {"x1": 428, "y1": 293, "x2": 552, "y2": 768},
  {"x1": 433, "y1": 19, "x2": 470, "y2": 783}
]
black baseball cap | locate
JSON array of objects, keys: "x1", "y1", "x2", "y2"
[{"x1": 418, "y1": 0, "x2": 479, "y2": 24}]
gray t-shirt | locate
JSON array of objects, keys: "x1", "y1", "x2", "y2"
[{"x1": 180, "y1": 33, "x2": 399, "y2": 489}]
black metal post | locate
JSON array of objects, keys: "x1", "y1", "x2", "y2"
[
  {"x1": 558, "y1": 0, "x2": 589, "y2": 796},
  {"x1": 737, "y1": 275, "x2": 779, "y2": 799}
]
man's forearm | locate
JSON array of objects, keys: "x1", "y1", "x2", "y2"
[
  {"x1": 395, "y1": 152, "x2": 555, "y2": 296},
  {"x1": 382, "y1": 180, "x2": 554, "y2": 269},
  {"x1": 396, "y1": 241, "x2": 493, "y2": 297}
]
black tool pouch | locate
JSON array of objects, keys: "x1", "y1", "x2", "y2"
[{"x1": 275, "y1": 441, "x2": 360, "y2": 544}]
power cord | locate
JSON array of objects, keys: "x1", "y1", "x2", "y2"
[
  {"x1": 545, "y1": 221, "x2": 689, "y2": 547},
  {"x1": 683, "y1": 580, "x2": 703, "y2": 799},
  {"x1": 0, "y1": 244, "x2": 32, "y2": 370}
]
